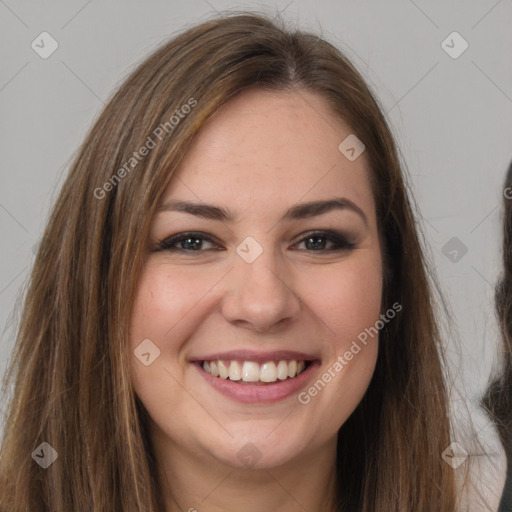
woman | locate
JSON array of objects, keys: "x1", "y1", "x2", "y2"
[
  {"x1": 0, "y1": 11, "x2": 462, "y2": 511},
  {"x1": 484, "y1": 162, "x2": 512, "y2": 511}
]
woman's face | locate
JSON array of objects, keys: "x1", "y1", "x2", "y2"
[{"x1": 129, "y1": 88, "x2": 383, "y2": 470}]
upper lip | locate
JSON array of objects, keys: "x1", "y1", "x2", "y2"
[{"x1": 189, "y1": 350, "x2": 320, "y2": 364}]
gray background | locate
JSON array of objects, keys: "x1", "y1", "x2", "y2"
[{"x1": 0, "y1": 0, "x2": 511, "y2": 460}]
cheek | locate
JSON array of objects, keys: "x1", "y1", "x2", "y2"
[
  {"x1": 301, "y1": 254, "x2": 383, "y2": 349},
  {"x1": 297, "y1": 256, "x2": 382, "y2": 420},
  {"x1": 128, "y1": 262, "x2": 204, "y2": 413},
  {"x1": 129, "y1": 261, "x2": 216, "y2": 350}
]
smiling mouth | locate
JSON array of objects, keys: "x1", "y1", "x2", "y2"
[{"x1": 201, "y1": 359, "x2": 311, "y2": 385}]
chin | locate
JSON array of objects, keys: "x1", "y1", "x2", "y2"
[{"x1": 201, "y1": 428, "x2": 312, "y2": 470}]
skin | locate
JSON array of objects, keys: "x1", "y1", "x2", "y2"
[{"x1": 129, "y1": 88, "x2": 383, "y2": 512}]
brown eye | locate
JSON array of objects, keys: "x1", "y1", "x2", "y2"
[
  {"x1": 158, "y1": 232, "x2": 220, "y2": 253},
  {"x1": 294, "y1": 231, "x2": 356, "y2": 252}
]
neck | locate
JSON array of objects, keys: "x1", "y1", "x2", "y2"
[{"x1": 151, "y1": 426, "x2": 338, "y2": 512}]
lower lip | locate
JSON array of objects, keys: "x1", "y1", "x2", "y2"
[{"x1": 193, "y1": 361, "x2": 320, "y2": 404}]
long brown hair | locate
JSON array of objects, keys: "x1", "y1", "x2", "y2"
[{"x1": 0, "y1": 11, "x2": 458, "y2": 511}]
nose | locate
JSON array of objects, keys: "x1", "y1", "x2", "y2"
[{"x1": 220, "y1": 246, "x2": 302, "y2": 333}]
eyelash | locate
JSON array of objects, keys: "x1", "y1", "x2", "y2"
[{"x1": 156, "y1": 231, "x2": 356, "y2": 254}]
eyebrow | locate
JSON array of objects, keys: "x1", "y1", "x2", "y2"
[{"x1": 157, "y1": 197, "x2": 368, "y2": 225}]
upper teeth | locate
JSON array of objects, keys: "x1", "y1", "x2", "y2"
[{"x1": 202, "y1": 360, "x2": 307, "y2": 383}]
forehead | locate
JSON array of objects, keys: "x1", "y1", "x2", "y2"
[{"x1": 164, "y1": 88, "x2": 375, "y2": 220}]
